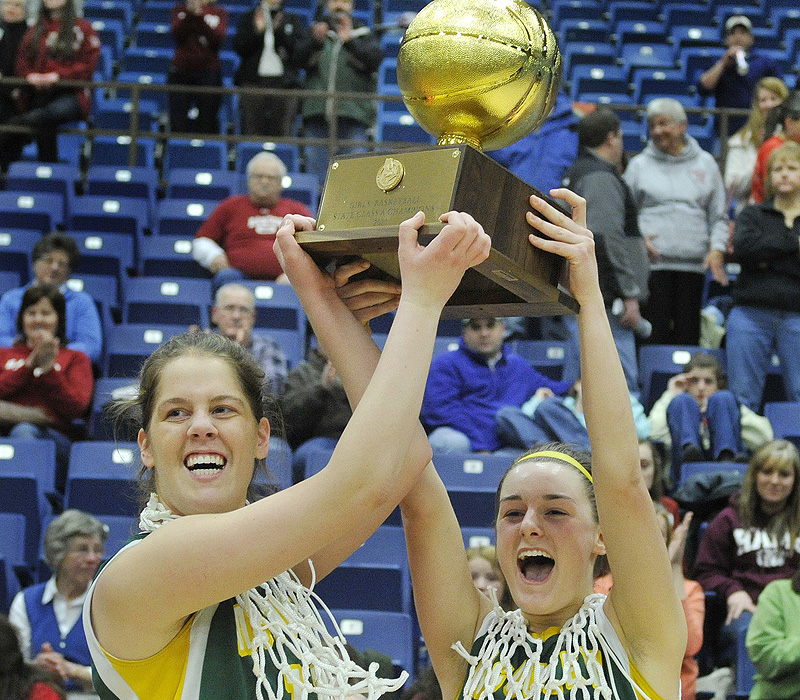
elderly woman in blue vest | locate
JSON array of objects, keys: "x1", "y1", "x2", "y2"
[{"x1": 8, "y1": 510, "x2": 107, "y2": 692}]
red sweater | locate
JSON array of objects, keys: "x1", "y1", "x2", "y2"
[
  {"x1": 195, "y1": 195, "x2": 312, "y2": 279},
  {"x1": 0, "y1": 345, "x2": 93, "y2": 433},
  {"x1": 171, "y1": 3, "x2": 228, "y2": 71},
  {"x1": 28, "y1": 682, "x2": 62, "y2": 700},
  {"x1": 15, "y1": 17, "x2": 100, "y2": 119}
]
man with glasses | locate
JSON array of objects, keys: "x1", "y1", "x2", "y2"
[
  {"x1": 192, "y1": 151, "x2": 312, "y2": 289},
  {"x1": 421, "y1": 317, "x2": 573, "y2": 454},
  {"x1": 0, "y1": 232, "x2": 102, "y2": 362},
  {"x1": 209, "y1": 282, "x2": 288, "y2": 395}
]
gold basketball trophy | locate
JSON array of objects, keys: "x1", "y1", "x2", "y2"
[{"x1": 296, "y1": 0, "x2": 578, "y2": 317}]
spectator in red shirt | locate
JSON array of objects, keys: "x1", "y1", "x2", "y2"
[
  {"x1": 0, "y1": 284, "x2": 93, "y2": 491},
  {"x1": 751, "y1": 91, "x2": 800, "y2": 203},
  {"x1": 0, "y1": 0, "x2": 99, "y2": 170},
  {"x1": 192, "y1": 151, "x2": 313, "y2": 289},
  {"x1": 168, "y1": 0, "x2": 227, "y2": 134}
]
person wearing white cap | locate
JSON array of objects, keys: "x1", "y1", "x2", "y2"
[{"x1": 698, "y1": 14, "x2": 782, "y2": 136}]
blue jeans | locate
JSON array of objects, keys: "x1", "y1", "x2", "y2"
[
  {"x1": 496, "y1": 402, "x2": 591, "y2": 451},
  {"x1": 0, "y1": 94, "x2": 82, "y2": 167},
  {"x1": 7, "y1": 423, "x2": 72, "y2": 492},
  {"x1": 667, "y1": 391, "x2": 742, "y2": 471},
  {"x1": 302, "y1": 116, "x2": 370, "y2": 187},
  {"x1": 428, "y1": 426, "x2": 471, "y2": 453},
  {"x1": 727, "y1": 305, "x2": 800, "y2": 412},
  {"x1": 562, "y1": 310, "x2": 639, "y2": 397}
]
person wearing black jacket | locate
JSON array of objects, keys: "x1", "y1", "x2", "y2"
[
  {"x1": 561, "y1": 107, "x2": 650, "y2": 395},
  {"x1": 0, "y1": 0, "x2": 29, "y2": 122},
  {"x1": 233, "y1": 0, "x2": 309, "y2": 137}
]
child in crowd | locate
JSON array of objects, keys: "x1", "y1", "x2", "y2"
[{"x1": 649, "y1": 351, "x2": 773, "y2": 481}]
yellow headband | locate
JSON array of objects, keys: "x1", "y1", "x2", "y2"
[{"x1": 515, "y1": 450, "x2": 593, "y2": 484}]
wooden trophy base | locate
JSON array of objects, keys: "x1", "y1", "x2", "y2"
[{"x1": 296, "y1": 144, "x2": 578, "y2": 318}]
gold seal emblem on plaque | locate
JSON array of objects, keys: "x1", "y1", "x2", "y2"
[{"x1": 376, "y1": 157, "x2": 404, "y2": 192}]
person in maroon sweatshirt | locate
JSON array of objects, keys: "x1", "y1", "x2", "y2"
[
  {"x1": 0, "y1": 284, "x2": 93, "y2": 491},
  {"x1": 694, "y1": 439, "x2": 800, "y2": 668},
  {"x1": 168, "y1": 0, "x2": 227, "y2": 134},
  {"x1": 0, "y1": 0, "x2": 99, "y2": 170}
]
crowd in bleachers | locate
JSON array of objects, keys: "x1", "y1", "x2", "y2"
[{"x1": 1, "y1": 0, "x2": 800, "y2": 697}]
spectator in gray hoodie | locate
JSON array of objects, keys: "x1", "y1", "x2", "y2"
[{"x1": 624, "y1": 98, "x2": 730, "y2": 345}]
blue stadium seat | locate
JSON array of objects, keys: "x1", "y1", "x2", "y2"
[
  {"x1": 65, "y1": 272, "x2": 119, "y2": 329},
  {"x1": 638, "y1": 345, "x2": 726, "y2": 412},
  {"x1": 771, "y1": 7, "x2": 800, "y2": 35},
  {"x1": 569, "y1": 65, "x2": 629, "y2": 101},
  {"x1": 0, "y1": 270, "x2": 21, "y2": 296},
  {"x1": 380, "y1": 30, "x2": 403, "y2": 58},
  {"x1": 615, "y1": 19, "x2": 668, "y2": 45},
  {"x1": 281, "y1": 172, "x2": 320, "y2": 213},
  {"x1": 97, "y1": 514, "x2": 139, "y2": 560},
  {"x1": 632, "y1": 68, "x2": 690, "y2": 104},
  {"x1": 0, "y1": 513, "x2": 28, "y2": 572},
  {"x1": 69, "y1": 196, "x2": 149, "y2": 257},
  {"x1": 0, "y1": 192, "x2": 63, "y2": 232},
  {"x1": 346, "y1": 526, "x2": 407, "y2": 569},
  {"x1": 166, "y1": 168, "x2": 239, "y2": 201},
  {"x1": 764, "y1": 402, "x2": 800, "y2": 450},
  {"x1": 120, "y1": 47, "x2": 172, "y2": 75},
  {"x1": 670, "y1": 25, "x2": 721, "y2": 51},
  {"x1": 92, "y1": 97, "x2": 160, "y2": 132},
  {"x1": 163, "y1": 139, "x2": 229, "y2": 174},
  {"x1": 84, "y1": 164, "x2": 158, "y2": 220},
  {"x1": 235, "y1": 141, "x2": 300, "y2": 174},
  {"x1": 607, "y1": 1, "x2": 660, "y2": 24},
  {"x1": 661, "y1": 5, "x2": 714, "y2": 29},
  {"x1": 70, "y1": 231, "x2": 136, "y2": 284},
  {"x1": 133, "y1": 21, "x2": 173, "y2": 50},
  {"x1": 461, "y1": 526, "x2": 495, "y2": 548},
  {"x1": 1, "y1": 555, "x2": 22, "y2": 613},
  {"x1": 84, "y1": 0, "x2": 133, "y2": 30},
  {"x1": 65, "y1": 441, "x2": 140, "y2": 518},
  {"x1": 375, "y1": 107, "x2": 436, "y2": 145},
  {"x1": 432, "y1": 453, "x2": 510, "y2": 528},
  {"x1": 88, "y1": 377, "x2": 139, "y2": 440},
  {"x1": 551, "y1": 0, "x2": 603, "y2": 24},
  {"x1": 89, "y1": 18, "x2": 124, "y2": 59},
  {"x1": 103, "y1": 323, "x2": 189, "y2": 378},
  {"x1": 122, "y1": 276, "x2": 213, "y2": 327},
  {"x1": 327, "y1": 609, "x2": 415, "y2": 675},
  {"x1": 140, "y1": 236, "x2": 209, "y2": 278},
  {"x1": 563, "y1": 43, "x2": 617, "y2": 78},
  {"x1": 557, "y1": 19, "x2": 611, "y2": 45},
  {"x1": 138, "y1": 1, "x2": 173, "y2": 25},
  {"x1": 5, "y1": 162, "x2": 79, "y2": 222},
  {"x1": 155, "y1": 199, "x2": 217, "y2": 238},
  {"x1": 0, "y1": 228, "x2": 40, "y2": 285},
  {"x1": 578, "y1": 93, "x2": 634, "y2": 107},
  {"x1": 0, "y1": 439, "x2": 58, "y2": 566},
  {"x1": 239, "y1": 282, "x2": 307, "y2": 339},
  {"x1": 713, "y1": 5, "x2": 767, "y2": 31},
  {"x1": 619, "y1": 43, "x2": 676, "y2": 72},
  {"x1": 679, "y1": 461, "x2": 746, "y2": 488},
  {"x1": 114, "y1": 71, "x2": 169, "y2": 112},
  {"x1": 256, "y1": 327, "x2": 305, "y2": 368},
  {"x1": 510, "y1": 340, "x2": 567, "y2": 381},
  {"x1": 90, "y1": 136, "x2": 156, "y2": 168},
  {"x1": 314, "y1": 562, "x2": 411, "y2": 613}
]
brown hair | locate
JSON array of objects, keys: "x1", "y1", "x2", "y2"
[
  {"x1": 494, "y1": 442, "x2": 596, "y2": 523},
  {"x1": 739, "y1": 439, "x2": 800, "y2": 544},
  {"x1": 466, "y1": 544, "x2": 514, "y2": 611},
  {"x1": 16, "y1": 284, "x2": 67, "y2": 344},
  {"x1": 683, "y1": 351, "x2": 727, "y2": 390},
  {"x1": 27, "y1": 0, "x2": 79, "y2": 62},
  {"x1": 109, "y1": 331, "x2": 284, "y2": 508}
]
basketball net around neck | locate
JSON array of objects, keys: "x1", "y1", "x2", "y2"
[
  {"x1": 453, "y1": 591, "x2": 653, "y2": 700},
  {"x1": 139, "y1": 493, "x2": 408, "y2": 700}
]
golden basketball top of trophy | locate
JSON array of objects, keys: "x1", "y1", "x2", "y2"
[{"x1": 397, "y1": 0, "x2": 562, "y2": 151}]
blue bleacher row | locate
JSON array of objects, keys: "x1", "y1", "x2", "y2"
[{"x1": 77, "y1": 0, "x2": 800, "y2": 153}]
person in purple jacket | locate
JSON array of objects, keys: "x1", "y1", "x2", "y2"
[
  {"x1": 421, "y1": 317, "x2": 572, "y2": 454},
  {"x1": 693, "y1": 439, "x2": 800, "y2": 667}
]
